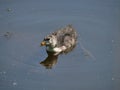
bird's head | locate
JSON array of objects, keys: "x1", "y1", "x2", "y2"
[{"x1": 41, "y1": 35, "x2": 57, "y2": 48}]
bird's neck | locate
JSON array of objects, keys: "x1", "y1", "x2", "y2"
[
  {"x1": 46, "y1": 46, "x2": 62, "y2": 53},
  {"x1": 46, "y1": 46, "x2": 55, "y2": 52}
]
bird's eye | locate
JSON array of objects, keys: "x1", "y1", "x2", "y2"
[{"x1": 45, "y1": 38, "x2": 50, "y2": 41}]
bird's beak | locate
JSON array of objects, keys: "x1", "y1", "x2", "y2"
[{"x1": 40, "y1": 41, "x2": 46, "y2": 46}]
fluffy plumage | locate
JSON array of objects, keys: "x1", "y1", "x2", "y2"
[{"x1": 41, "y1": 25, "x2": 77, "y2": 55}]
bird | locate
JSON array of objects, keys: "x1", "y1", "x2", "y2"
[{"x1": 40, "y1": 25, "x2": 77, "y2": 56}]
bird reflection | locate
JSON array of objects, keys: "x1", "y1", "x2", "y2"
[{"x1": 40, "y1": 52, "x2": 59, "y2": 69}]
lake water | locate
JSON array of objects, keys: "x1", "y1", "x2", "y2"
[{"x1": 0, "y1": 0, "x2": 120, "y2": 90}]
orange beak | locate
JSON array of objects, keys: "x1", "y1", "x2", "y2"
[{"x1": 40, "y1": 41, "x2": 46, "y2": 46}]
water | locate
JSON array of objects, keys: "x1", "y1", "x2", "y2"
[{"x1": 0, "y1": 0, "x2": 120, "y2": 90}]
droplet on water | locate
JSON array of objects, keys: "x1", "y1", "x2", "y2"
[
  {"x1": 112, "y1": 40, "x2": 114, "y2": 43},
  {"x1": 112, "y1": 77, "x2": 114, "y2": 80},
  {"x1": 13, "y1": 82, "x2": 17, "y2": 86},
  {"x1": 3, "y1": 71, "x2": 6, "y2": 74}
]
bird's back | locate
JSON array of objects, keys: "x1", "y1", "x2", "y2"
[{"x1": 55, "y1": 25, "x2": 77, "y2": 53}]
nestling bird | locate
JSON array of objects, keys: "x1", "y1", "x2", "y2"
[{"x1": 40, "y1": 25, "x2": 77, "y2": 56}]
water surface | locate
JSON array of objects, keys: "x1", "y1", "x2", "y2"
[{"x1": 0, "y1": 0, "x2": 120, "y2": 90}]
